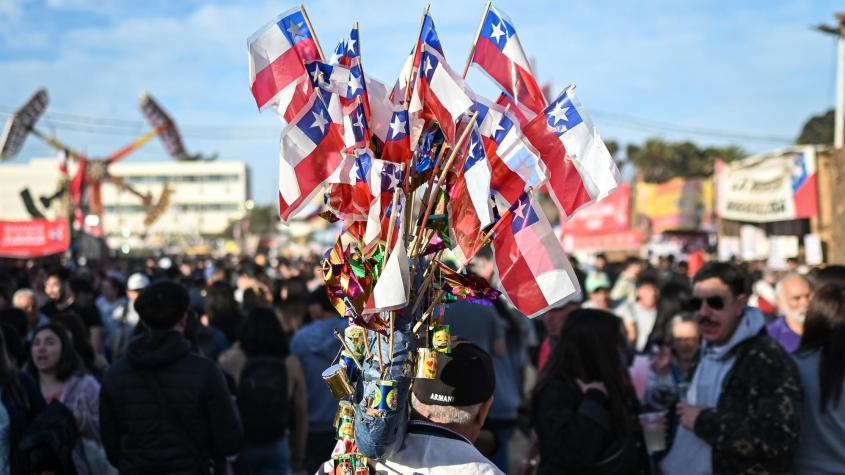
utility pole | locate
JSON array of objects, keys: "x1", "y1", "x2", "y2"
[{"x1": 816, "y1": 13, "x2": 845, "y2": 148}]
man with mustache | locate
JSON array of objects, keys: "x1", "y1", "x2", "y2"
[
  {"x1": 766, "y1": 273, "x2": 812, "y2": 353},
  {"x1": 661, "y1": 262, "x2": 802, "y2": 475}
]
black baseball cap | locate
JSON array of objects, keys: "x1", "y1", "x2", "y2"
[{"x1": 413, "y1": 340, "x2": 495, "y2": 406}]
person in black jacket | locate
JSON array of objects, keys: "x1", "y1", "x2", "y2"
[
  {"x1": 532, "y1": 309, "x2": 647, "y2": 475},
  {"x1": 99, "y1": 281, "x2": 243, "y2": 474},
  {"x1": 0, "y1": 328, "x2": 45, "y2": 472}
]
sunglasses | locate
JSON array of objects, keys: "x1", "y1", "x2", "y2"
[{"x1": 689, "y1": 296, "x2": 726, "y2": 311}]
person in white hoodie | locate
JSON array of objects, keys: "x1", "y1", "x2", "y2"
[{"x1": 661, "y1": 262, "x2": 802, "y2": 475}]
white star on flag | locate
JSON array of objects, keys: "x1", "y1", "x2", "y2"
[
  {"x1": 388, "y1": 116, "x2": 406, "y2": 139},
  {"x1": 309, "y1": 67, "x2": 323, "y2": 86},
  {"x1": 385, "y1": 169, "x2": 400, "y2": 189},
  {"x1": 348, "y1": 73, "x2": 363, "y2": 95},
  {"x1": 514, "y1": 199, "x2": 527, "y2": 222},
  {"x1": 311, "y1": 111, "x2": 328, "y2": 134},
  {"x1": 549, "y1": 101, "x2": 570, "y2": 124},
  {"x1": 287, "y1": 22, "x2": 305, "y2": 39},
  {"x1": 491, "y1": 119, "x2": 505, "y2": 138},
  {"x1": 489, "y1": 21, "x2": 506, "y2": 44},
  {"x1": 353, "y1": 113, "x2": 365, "y2": 131},
  {"x1": 469, "y1": 139, "x2": 481, "y2": 159},
  {"x1": 329, "y1": 45, "x2": 343, "y2": 65},
  {"x1": 423, "y1": 56, "x2": 434, "y2": 77},
  {"x1": 347, "y1": 38, "x2": 357, "y2": 54}
]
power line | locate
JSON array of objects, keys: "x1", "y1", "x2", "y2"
[
  {"x1": 590, "y1": 109, "x2": 794, "y2": 144},
  {"x1": 1, "y1": 104, "x2": 797, "y2": 145}
]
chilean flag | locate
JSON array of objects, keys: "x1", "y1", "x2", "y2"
[
  {"x1": 329, "y1": 25, "x2": 360, "y2": 67},
  {"x1": 409, "y1": 48, "x2": 474, "y2": 146},
  {"x1": 449, "y1": 121, "x2": 493, "y2": 260},
  {"x1": 278, "y1": 92, "x2": 345, "y2": 222},
  {"x1": 248, "y1": 8, "x2": 321, "y2": 115},
  {"x1": 342, "y1": 100, "x2": 370, "y2": 149},
  {"x1": 791, "y1": 146, "x2": 818, "y2": 219},
  {"x1": 473, "y1": 98, "x2": 546, "y2": 205},
  {"x1": 381, "y1": 109, "x2": 412, "y2": 165},
  {"x1": 492, "y1": 192, "x2": 580, "y2": 318},
  {"x1": 469, "y1": 6, "x2": 547, "y2": 117},
  {"x1": 392, "y1": 12, "x2": 444, "y2": 104},
  {"x1": 523, "y1": 88, "x2": 621, "y2": 218}
]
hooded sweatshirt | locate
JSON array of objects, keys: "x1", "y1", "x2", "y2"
[
  {"x1": 290, "y1": 318, "x2": 348, "y2": 432},
  {"x1": 100, "y1": 330, "x2": 243, "y2": 474},
  {"x1": 661, "y1": 307, "x2": 766, "y2": 475}
]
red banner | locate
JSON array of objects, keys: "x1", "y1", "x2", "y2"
[
  {"x1": 562, "y1": 184, "x2": 631, "y2": 235},
  {"x1": 561, "y1": 230, "x2": 646, "y2": 252},
  {"x1": 0, "y1": 219, "x2": 69, "y2": 258}
]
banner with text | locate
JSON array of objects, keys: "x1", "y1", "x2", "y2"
[
  {"x1": 716, "y1": 146, "x2": 818, "y2": 223},
  {"x1": 0, "y1": 218, "x2": 69, "y2": 258}
]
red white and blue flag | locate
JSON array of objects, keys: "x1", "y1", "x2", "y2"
[
  {"x1": 523, "y1": 88, "x2": 621, "y2": 218},
  {"x1": 449, "y1": 121, "x2": 493, "y2": 260},
  {"x1": 329, "y1": 25, "x2": 360, "y2": 67},
  {"x1": 468, "y1": 6, "x2": 546, "y2": 118},
  {"x1": 409, "y1": 48, "x2": 474, "y2": 146},
  {"x1": 473, "y1": 98, "x2": 546, "y2": 205},
  {"x1": 327, "y1": 151, "x2": 404, "y2": 248},
  {"x1": 492, "y1": 192, "x2": 580, "y2": 318},
  {"x1": 248, "y1": 8, "x2": 321, "y2": 116},
  {"x1": 393, "y1": 12, "x2": 444, "y2": 103},
  {"x1": 277, "y1": 91, "x2": 345, "y2": 222},
  {"x1": 381, "y1": 109, "x2": 413, "y2": 165}
]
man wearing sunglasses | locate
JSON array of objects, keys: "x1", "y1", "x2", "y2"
[{"x1": 661, "y1": 262, "x2": 802, "y2": 475}]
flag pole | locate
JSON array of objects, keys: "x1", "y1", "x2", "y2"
[
  {"x1": 411, "y1": 111, "x2": 479, "y2": 256},
  {"x1": 299, "y1": 4, "x2": 326, "y2": 61},
  {"x1": 404, "y1": 4, "x2": 431, "y2": 106},
  {"x1": 462, "y1": 1, "x2": 491, "y2": 79},
  {"x1": 352, "y1": 22, "x2": 377, "y2": 144},
  {"x1": 382, "y1": 185, "x2": 401, "y2": 273},
  {"x1": 411, "y1": 186, "x2": 534, "y2": 333}
]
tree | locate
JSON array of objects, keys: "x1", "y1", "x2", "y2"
[
  {"x1": 220, "y1": 205, "x2": 278, "y2": 238},
  {"x1": 796, "y1": 109, "x2": 834, "y2": 145},
  {"x1": 622, "y1": 138, "x2": 744, "y2": 183}
]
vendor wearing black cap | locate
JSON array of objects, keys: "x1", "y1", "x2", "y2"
[{"x1": 374, "y1": 340, "x2": 504, "y2": 475}]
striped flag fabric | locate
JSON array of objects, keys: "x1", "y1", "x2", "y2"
[
  {"x1": 473, "y1": 97, "x2": 546, "y2": 205},
  {"x1": 248, "y1": 8, "x2": 321, "y2": 116},
  {"x1": 492, "y1": 192, "x2": 580, "y2": 318},
  {"x1": 409, "y1": 48, "x2": 474, "y2": 146},
  {"x1": 449, "y1": 121, "x2": 493, "y2": 260},
  {"x1": 523, "y1": 88, "x2": 621, "y2": 218},
  {"x1": 277, "y1": 92, "x2": 345, "y2": 222},
  {"x1": 468, "y1": 6, "x2": 546, "y2": 117},
  {"x1": 392, "y1": 12, "x2": 444, "y2": 103}
]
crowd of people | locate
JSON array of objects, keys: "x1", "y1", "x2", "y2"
[{"x1": 0, "y1": 250, "x2": 843, "y2": 474}]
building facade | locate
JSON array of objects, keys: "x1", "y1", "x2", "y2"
[{"x1": 0, "y1": 157, "x2": 249, "y2": 246}]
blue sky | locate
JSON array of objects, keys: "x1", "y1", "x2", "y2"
[{"x1": 0, "y1": 0, "x2": 841, "y2": 204}]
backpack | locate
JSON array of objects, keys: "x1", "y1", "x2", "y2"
[{"x1": 237, "y1": 356, "x2": 289, "y2": 443}]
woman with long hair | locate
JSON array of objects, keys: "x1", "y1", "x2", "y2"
[
  {"x1": 204, "y1": 281, "x2": 243, "y2": 344},
  {"x1": 793, "y1": 283, "x2": 845, "y2": 474},
  {"x1": 532, "y1": 309, "x2": 647, "y2": 475},
  {"x1": 0, "y1": 326, "x2": 44, "y2": 474},
  {"x1": 645, "y1": 282, "x2": 692, "y2": 350},
  {"x1": 26, "y1": 323, "x2": 113, "y2": 474}
]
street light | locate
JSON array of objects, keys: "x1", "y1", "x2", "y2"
[
  {"x1": 815, "y1": 13, "x2": 845, "y2": 149},
  {"x1": 245, "y1": 199, "x2": 255, "y2": 211}
]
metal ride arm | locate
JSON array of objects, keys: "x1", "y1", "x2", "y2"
[
  {"x1": 106, "y1": 175, "x2": 153, "y2": 207},
  {"x1": 105, "y1": 126, "x2": 163, "y2": 164},
  {"x1": 28, "y1": 128, "x2": 86, "y2": 161}
]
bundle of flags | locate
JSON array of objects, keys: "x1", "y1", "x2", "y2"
[{"x1": 247, "y1": 3, "x2": 622, "y2": 319}]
